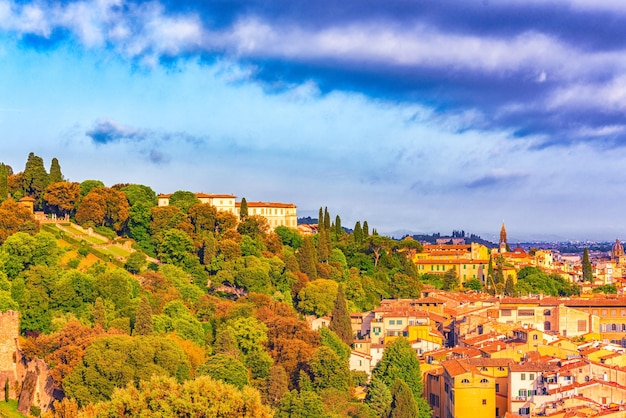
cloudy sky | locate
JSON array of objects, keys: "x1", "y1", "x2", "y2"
[{"x1": 1, "y1": 0, "x2": 626, "y2": 241}]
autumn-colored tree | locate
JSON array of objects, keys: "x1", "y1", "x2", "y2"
[
  {"x1": 44, "y1": 182, "x2": 81, "y2": 216},
  {"x1": 75, "y1": 192, "x2": 106, "y2": 227},
  {"x1": 265, "y1": 364, "x2": 289, "y2": 406},
  {"x1": 90, "y1": 187, "x2": 130, "y2": 231},
  {"x1": 237, "y1": 215, "x2": 270, "y2": 239},
  {"x1": 216, "y1": 211, "x2": 238, "y2": 234},
  {"x1": 0, "y1": 199, "x2": 39, "y2": 243}
]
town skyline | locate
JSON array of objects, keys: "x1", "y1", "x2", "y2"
[{"x1": 3, "y1": 1, "x2": 626, "y2": 241}]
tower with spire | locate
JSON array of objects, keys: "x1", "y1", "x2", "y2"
[{"x1": 499, "y1": 222, "x2": 508, "y2": 253}]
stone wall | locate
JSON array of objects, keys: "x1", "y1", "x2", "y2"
[{"x1": 0, "y1": 310, "x2": 19, "y2": 398}]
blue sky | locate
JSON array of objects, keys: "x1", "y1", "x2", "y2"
[{"x1": 2, "y1": 0, "x2": 626, "y2": 241}]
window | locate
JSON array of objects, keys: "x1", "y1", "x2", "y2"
[
  {"x1": 518, "y1": 389, "x2": 527, "y2": 397},
  {"x1": 461, "y1": 379, "x2": 470, "y2": 384},
  {"x1": 532, "y1": 334, "x2": 538, "y2": 340},
  {"x1": 577, "y1": 320, "x2": 587, "y2": 332},
  {"x1": 480, "y1": 379, "x2": 488, "y2": 383},
  {"x1": 502, "y1": 309, "x2": 512, "y2": 317},
  {"x1": 495, "y1": 383, "x2": 500, "y2": 392},
  {"x1": 529, "y1": 374, "x2": 535, "y2": 380},
  {"x1": 397, "y1": 320, "x2": 403, "y2": 325},
  {"x1": 612, "y1": 310, "x2": 617, "y2": 317},
  {"x1": 521, "y1": 373, "x2": 526, "y2": 380},
  {"x1": 389, "y1": 320, "x2": 395, "y2": 325},
  {"x1": 519, "y1": 407, "x2": 530, "y2": 415},
  {"x1": 602, "y1": 309, "x2": 608, "y2": 316},
  {"x1": 482, "y1": 399, "x2": 487, "y2": 405}
]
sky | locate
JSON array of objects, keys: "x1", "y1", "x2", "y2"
[{"x1": 2, "y1": 0, "x2": 626, "y2": 242}]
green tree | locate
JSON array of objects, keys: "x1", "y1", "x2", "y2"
[
  {"x1": 319, "y1": 327, "x2": 350, "y2": 362},
  {"x1": 464, "y1": 278, "x2": 482, "y2": 292},
  {"x1": 504, "y1": 275, "x2": 516, "y2": 296},
  {"x1": 133, "y1": 297, "x2": 153, "y2": 336},
  {"x1": 22, "y1": 152, "x2": 49, "y2": 208},
  {"x1": 389, "y1": 379, "x2": 419, "y2": 418},
  {"x1": 363, "y1": 220, "x2": 369, "y2": 237},
  {"x1": 371, "y1": 337, "x2": 430, "y2": 418},
  {"x1": 442, "y1": 268, "x2": 459, "y2": 291},
  {"x1": 169, "y1": 190, "x2": 201, "y2": 213},
  {"x1": 365, "y1": 376, "x2": 392, "y2": 418},
  {"x1": 89, "y1": 375, "x2": 272, "y2": 418},
  {"x1": 93, "y1": 296, "x2": 106, "y2": 328},
  {"x1": 276, "y1": 389, "x2": 328, "y2": 418},
  {"x1": 329, "y1": 284, "x2": 353, "y2": 346},
  {"x1": 125, "y1": 251, "x2": 147, "y2": 274},
  {"x1": 353, "y1": 221, "x2": 363, "y2": 244},
  {"x1": 48, "y1": 157, "x2": 63, "y2": 183},
  {"x1": 298, "y1": 236, "x2": 318, "y2": 281},
  {"x1": 0, "y1": 164, "x2": 8, "y2": 202},
  {"x1": 582, "y1": 248, "x2": 593, "y2": 282},
  {"x1": 275, "y1": 226, "x2": 303, "y2": 249},
  {"x1": 197, "y1": 354, "x2": 249, "y2": 389},
  {"x1": 297, "y1": 279, "x2": 338, "y2": 316},
  {"x1": 79, "y1": 179, "x2": 105, "y2": 196},
  {"x1": 64, "y1": 335, "x2": 191, "y2": 406},
  {"x1": 309, "y1": 346, "x2": 350, "y2": 393},
  {"x1": 334, "y1": 215, "x2": 342, "y2": 237},
  {"x1": 239, "y1": 197, "x2": 248, "y2": 220}
]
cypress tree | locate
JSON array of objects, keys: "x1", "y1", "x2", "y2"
[
  {"x1": 335, "y1": 215, "x2": 342, "y2": 236},
  {"x1": 0, "y1": 164, "x2": 8, "y2": 202},
  {"x1": 23, "y1": 152, "x2": 49, "y2": 208},
  {"x1": 323, "y1": 207, "x2": 330, "y2": 232},
  {"x1": 487, "y1": 254, "x2": 495, "y2": 288},
  {"x1": 93, "y1": 297, "x2": 106, "y2": 329},
  {"x1": 298, "y1": 236, "x2": 318, "y2": 280},
  {"x1": 390, "y1": 379, "x2": 419, "y2": 418},
  {"x1": 582, "y1": 248, "x2": 593, "y2": 282},
  {"x1": 363, "y1": 221, "x2": 369, "y2": 237},
  {"x1": 133, "y1": 297, "x2": 153, "y2": 336},
  {"x1": 354, "y1": 221, "x2": 363, "y2": 244},
  {"x1": 239, "y1": 197, "x2": 248, "y2": 220},
  {"x1": 505, "y1": 276, "x2": 515, "y2": 296},
  {"x1": 49, "y1": 157, "x2": 64, "y2": 183},
  {"x1": 330, "y1": 284, "x2": 352, "y2": 346}
]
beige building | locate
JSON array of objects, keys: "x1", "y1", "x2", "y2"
[{"x1": 156, "y1": 193, "x2": 297, "y2": 231}]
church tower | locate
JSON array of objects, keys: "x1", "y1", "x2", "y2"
[{"x1": 499, "y1": 222, "x2": 508, "y2": 253}]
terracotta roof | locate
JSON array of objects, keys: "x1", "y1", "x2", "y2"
[
  {"x1": 510, "y1": 362, "x2": 559, "y2": 372},
  {"x1": 236, "y1": 201, "x2": 296, "y2": 208},
  {"x1": 196, "y1": 193, "x2": 236, "y2": 198}
]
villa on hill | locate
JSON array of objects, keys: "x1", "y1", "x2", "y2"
[{"x1": 157, "y1": 192, "x2": 297, "y2": 230}]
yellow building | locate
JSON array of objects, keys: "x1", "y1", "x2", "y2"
[
  {"x1": 441, "y1": 359, "x2": 498, "y2": 418},
  {"x1": 412, "y1": 243, "x2": 490, "y2": 285},
  {"x1": 235, "y1": 201, "x2": 297, "y2": 229}
]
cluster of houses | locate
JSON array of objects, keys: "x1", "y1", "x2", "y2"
[{"x1": 330, "y1": 291, "x2": 626, "y2": 417}]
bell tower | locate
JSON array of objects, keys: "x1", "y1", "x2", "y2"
[{"x1": 499, "y1": 222, "x2": 508, "y2": 253}]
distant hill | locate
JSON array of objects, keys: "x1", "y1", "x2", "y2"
[{"x1": 405, "y1": 231, "x2": 496, "y2": 247}]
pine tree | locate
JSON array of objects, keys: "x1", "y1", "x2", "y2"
[
  {"x1": 133, "y1": 297, "x2": 153, "y2": 336},
  {"x1": 582, "y1": 248, "x2": 593, "y2": 282},
  {"x1": 389, "y1": 379, "x2": 419, "y2": 418},
  {"x1": 239, "y1": 197, "x2": 248, "y2": 220},
  {"x1": 330, "y1": 284, "x2": 352, "y2": 346},
  {"x1": 48, "y1": 157, "x2": 64, "y2": 183}
]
